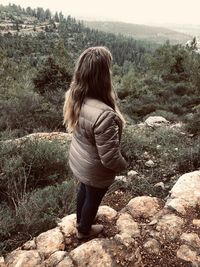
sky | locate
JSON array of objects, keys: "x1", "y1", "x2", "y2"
[{"x1": 1, "y1": 0, "x2": 200, "y2": 25}]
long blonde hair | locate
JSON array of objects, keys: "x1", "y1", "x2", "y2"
[{"x1": 63, "y1": 46, "x2": 125, "y2": 132}]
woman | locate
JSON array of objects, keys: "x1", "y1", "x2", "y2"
[{"x1": 63, "y1": 46, "x2": 128, "y2": 239}]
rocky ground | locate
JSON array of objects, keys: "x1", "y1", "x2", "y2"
[{"x1": 1, "y1": 170, "x2": 200, "y2": 267}]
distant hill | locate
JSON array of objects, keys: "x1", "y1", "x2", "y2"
[
  {"x1": 151, "y1": 23, "x2": 200, "y2": 37},
  {"x1": 84, "y1": 20, "x2": 192, "y2": 44},
  {"x1": 0, "y1": 4, "x2": 157, "y2": 67}
]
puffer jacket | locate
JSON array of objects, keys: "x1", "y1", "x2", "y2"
[{"x1": 69, "y1": 97, "x2": 128, "y2": 188}]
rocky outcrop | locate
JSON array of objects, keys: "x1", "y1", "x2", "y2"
[
  {"x1": 1, "y1": 132, "x2": 71, "y2": 146},
  {"x1": 144, "y1": 116, "x2": 169, "y2": 127},
  {"x1": 2, "y1": 170, "x2": 200, "y2": 266}
]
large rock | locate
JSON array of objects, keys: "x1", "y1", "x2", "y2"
[
  {"x1": 97, "y1": 205, "x2": 117, "y2": 221},
  {"x1": 36, "y1": 227, "x2": 65, "y2": 257},
  {"x1": 166, "y1": 171, "x2": 200, "y2": 214},
  {"x1": 180, "y1": 233, "x2": 200, "y2": 250},
  {"x1": 2, "y1": 132, "x2": 71, "y2": 146},
  {"x1": 127, "y1": 196, "x2": 161, "y2": 219},
  {"x1": 70, "y1": 239, "x2": 113, "y2": 267},
  {"x1": 5, "y1": 250, "x2": 42, "y2": 267},
  {"x1": 58, "y1": 214, "x2": 77, "y2": 237},
  {"x1": 116, "y1": 212, "x2": 140, "y2": 237},
  {"x1": 144, "y1": 116, "x2": 169, "y2": 127},
  {"x1": 43, "y1": 251, "x2": 68, "y2": 266},
  {"x1": 177, "y1": 245, "x2": 200, "y2": 265},
  {"x1": 156, "y1": 214, "x2": 184, "y2": 240},
  {"x1": 4, "y1": 170, "x2": 200, "y2": 267},
  {"x1": 0, "y1": 257, "x2": 5, "y2": 267}
]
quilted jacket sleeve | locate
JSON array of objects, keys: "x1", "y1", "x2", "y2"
[{"x1": 94, "y1": 110, "x2": 128, "y2": 172}]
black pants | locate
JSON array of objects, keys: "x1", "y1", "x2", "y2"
[{"x1": 76, "y1": 182, "x2": 108, "y2": 234}]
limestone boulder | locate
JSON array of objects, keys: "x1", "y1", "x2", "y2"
[
  {"x1": 116, "y1": 212, "x2": 140, "y2": 237},
  {"x1": 36, "y1": 227, "x2": 65, "y2": 257},
  {"x1": 97, "y1": 205, "x2": 117, "y2": 221},
  {"x1": 180, "y1": 233, "x2": 200, "y2": 250},
  {"x1": 143, "y1": 238, "x2": 160, "y2": 254},
  {"x1": 5, "y1": 250, "x2": 42, "y2": 267},
  {"x1": 144, "y1": 116, "x2": 169, "y2": 127},
  {"x1": 166, "y1": 171, "x2": 200, "y2": 214},
  {"x1": 156, "y1": 214, "x2": 184, "y2": 240},
  {"x1": 0, "y1": 257, "x2": 5, "y2": 267},
  {"x1": 58, "y1": 214, "x2": 76, "y2": 237},
  {"x1": 43, "y1": 251, "x2": 68, "y2": 266},
  {"x1": 127, "y1": 196, "x2": 161, "y2": 219},
  {"x1": 70, "y1": 239, "x2": 113, "y2": 267},
  {"x1": 177, "y1": 245, "x2": 200, "y2": 265}
]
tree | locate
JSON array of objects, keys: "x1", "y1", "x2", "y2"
[
  {"x1": 45, "y1": 9, "x2": 51, "y2": 20},
  {"x1": 54, "y1": 12, "x2": 59, "y2": 22}
]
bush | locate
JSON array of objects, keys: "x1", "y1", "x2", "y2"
[
  {"x1": 0, "y1": 139, "x2": 70, "y2": 205},
  {"x1": 0, "y1": 181, "x2": 76, "y2": 255},
  {"x1": 173, "y1": 83, "x2": 193, "y2": 96},
  {"x1": 176, "y1": 138, "x2": 200, "y2": 173},
  {"x1": 121, "y1": 124, "x2": 190, "y2": 168},
  {"x1": 185, "y1": 109, "x2": 200, "y2": 136}
]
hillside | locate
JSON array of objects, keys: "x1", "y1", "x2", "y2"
[
  {"x1": 0, "y1": 4, "x2": 156, "y2": 67},
  {"x1": 151, "y1": 23, "x2": 200, "y2": 37},
  {"x1": 0, "y1": 3, "x2": 200, "y2": 262},
  {"x1": 84, "y1": 20, "x2": 192, "y2": 44}
]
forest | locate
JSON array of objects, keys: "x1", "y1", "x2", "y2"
[{"x1": 0, "y1": 4, "x2": 200, "y2": 256}]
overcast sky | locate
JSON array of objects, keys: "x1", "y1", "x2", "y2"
[{"x1": 1, "y1": 0, "x2": 200, "y2": 25}]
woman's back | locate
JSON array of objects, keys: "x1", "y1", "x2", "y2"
[{"x1": 69, "y1": 97, "x2": 126, "y2": 188}]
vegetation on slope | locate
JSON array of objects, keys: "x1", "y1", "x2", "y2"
[
  {"x1": 0, "y1": 3, "x2": 200, "y2": 256},
  {"x1": 84, "y1": 20, "x2": 192, "y2": 44}
]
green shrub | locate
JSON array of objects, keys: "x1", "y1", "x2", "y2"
[
  {"x1": 16, "y1": 180, "x2": 76, "y2": 234},
  {"x1": 121, "y1": 125, "x2": 190, "y2": 166},
  {"x1": 173, "y1": 83, "x2": 192, "y2": 96},
  {"x1": 0, "y1": 181, "x2": 76, "y2": 255},
  {"x1": 0, "y1": 139, "x2": 70, "y2": 205},
  {"x1": 185, "y1": 111, "x2": 200, "y2": 136},
  {"x1": 176, "y1": 138, "x2": 200, "y2": 173}
]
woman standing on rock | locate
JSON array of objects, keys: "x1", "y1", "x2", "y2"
[{"x1": 63, "y1": 46, "x2": 128, "y2": 239}]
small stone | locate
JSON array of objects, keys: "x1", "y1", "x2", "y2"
[
  {"x1": 154, "y1": 182, "x2": 165, "y2": 190},
  {"x1": 177, "y1": 245, "x2": 200, "y2": 264},
  {"x1": 193, "y1": 219, "x2": 200, "y2": 228},
  {"x1": 145, "y1": 160, "x2": 155, "y2": 168},
  {"x1": 127, "y1": 170, "x2": 138, "y2": 177},
  {"x1": 115, "y1": 175, "x2": 127, "y2": 183},
  {"x1": 115, "y1": 233, "x2": 135, "y2": 247},
  {"x1": 143, "y1": 151, "x2": 150, "y2": 159},
  {"x1": 180, "y1": 233, "x2": 200, "y2": 249},
  {"x1": 65, "y1": 238, "x2": 72, "y2": 245},
  {"x1": 143, "y1": 239, "x2": 160, "y2": 254},
  {"x1": 116, "y1": 212, "x2": 140, "y2": 237},
  {"x1": 97, "y1": 205, "x2": 117, "y2": 221},
  {"x1": 21, "y1": 239, "x2": 36, "y2": 250}
]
